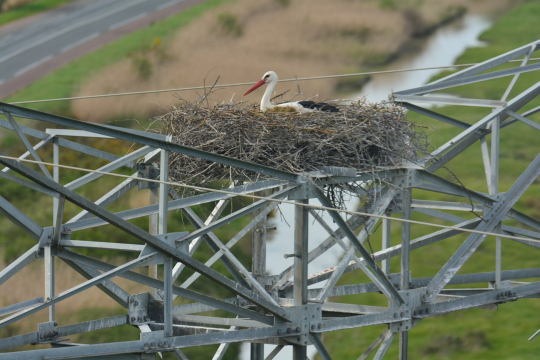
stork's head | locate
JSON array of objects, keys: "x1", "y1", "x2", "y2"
[{"x1": 243, "y1": 71, "x2": 278, "y2": 96}]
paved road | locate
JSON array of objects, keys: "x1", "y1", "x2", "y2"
[{"x1": 0, "y1": 0, "x2": 203, "y2": 99}]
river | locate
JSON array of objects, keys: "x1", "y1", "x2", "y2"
[{"x1": 239, "y1": 14, "x2": 492, "y2": 360}]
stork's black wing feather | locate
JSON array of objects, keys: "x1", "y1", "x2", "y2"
[{"x1": 297, "y1": 101, "x2": 339, "y2": 112}]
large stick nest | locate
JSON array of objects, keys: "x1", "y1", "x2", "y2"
[{"x1": 156, "y1": 99, "x2": 428, "y2": 186}]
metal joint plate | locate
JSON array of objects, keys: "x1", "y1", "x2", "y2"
[
  {"x1": 137, "y1": 163, "x2": 159, "y2": 190},
  {"x1": 129, "y1": 293, "x2": 152, "y2": 325}
]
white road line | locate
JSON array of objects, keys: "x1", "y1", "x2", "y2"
[
  {"x1": 13, "y1": 55, "x2": 53, "y2": 77},
  {"x1": 0, "y1": 0, "x2": 148, "y2": 64},
  {"x1": 61, "y1": 32, "x2": 100, "y2": 53},
  {"x1": 108, "y1": 12, "x2": 148, "y2": 31},
  {"x1": 157, "y1": 0, "x2": 183, "y2": 11}
]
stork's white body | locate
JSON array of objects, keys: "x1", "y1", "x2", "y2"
[
  {"x1": 243, "y1": 71, "x2": 339, "y2": 113},
  {"x1": 256, "y1": 72, "x2": 309, "y2": 112}
]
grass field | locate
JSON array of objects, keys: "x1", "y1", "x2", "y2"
[
  {"x1": 0, "y1": 0, "x2": 75, "y2": 27},
  {"x1": 317, "y1": 1, "x2": 540, "y2": 359}
]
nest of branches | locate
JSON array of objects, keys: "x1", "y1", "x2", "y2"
[
  {"x1": 154, "y1": 96, "x2": 430, "y2": 209},
  {"x1": 156, "y1": 98, "x2": 427, "y2": 185}
]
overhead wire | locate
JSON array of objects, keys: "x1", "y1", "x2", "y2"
[
  {"x1": 1, "y1": 154, "x2": 538, "y2": 245},
  {"x1": 9, "y1": 57, "x2": 540, "y2": 105},
  {"x1": 3, "y1": 58, "x2": 539, "y2": 245}
]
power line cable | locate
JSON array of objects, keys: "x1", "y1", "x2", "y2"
[
  {"x1": 1, "y1": 154, "x2": 538, "y2": 245},
  {"x1": 9, "y1": 58, "x2": 540, "y2": 105}
]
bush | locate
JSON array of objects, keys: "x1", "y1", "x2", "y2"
[
  {"x1": 275, "y1": 0, "x2": 290, "y2": 8},
  {"x1": 379, "y1": 0, "x2": 396, "y2": 11},
  {"x1": 132, "y1": 56, "x2": 152, "y2": 80},
  {"x1": 217, "y1": 12, "x2": 243, "y2": 37}
]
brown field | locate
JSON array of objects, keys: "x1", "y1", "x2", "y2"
[{"x1": 72, "y1": 0, "x2": 519, "y2": 123}]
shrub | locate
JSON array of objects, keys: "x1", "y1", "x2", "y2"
[
  {"x1": 132, "y1": 56, "x2": 152, "y2": 80},
  {"x1": 379, "y1": 0, "x2": 396, "y2": 11},
  {"x1": 275, "y1": 0, "x2": 290, "y2": 8},
  {"x1": 217, "y1": 12, "x2": 243, "y2": 37}
]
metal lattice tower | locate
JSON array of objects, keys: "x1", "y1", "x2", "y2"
[{"x1": 0, "y1": 41, "x2": 540, "y2": 360}]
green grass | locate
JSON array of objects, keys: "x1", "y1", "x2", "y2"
[
  {"x1": 4, "y1": 0, "x2": 232, "y2": 116},
  {"x1": 318, "y1": 2, "x2": 540, "y2": 359},
  {"x1": 0, "y1": 0, "x2": 76, "y2": 27}
]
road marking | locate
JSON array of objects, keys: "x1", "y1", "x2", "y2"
[
  {"x1": 14, "y1": 55, "x2": 54, "y2": 77},
  {"x1": 61, "y1": 32, "x2": 100, "y2": 53},
  {"x1": 0, "y1": 0, "x2": 148, "y2": 65},
  {"x1": 157, "y1": 0, "x2": 184, "y2": 11},
  {"x1": 108, "y1": 12, "x2": 148, "y2": 31}
]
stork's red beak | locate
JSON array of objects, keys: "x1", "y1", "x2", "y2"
[{"x1": 243, "y1": 79, "x2": 265, "y2": 96}]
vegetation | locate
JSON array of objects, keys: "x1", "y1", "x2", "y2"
[
  {"x1": 274, "y1": 0, "x2": 290, "y2": 8},
  {"x1": 132, "y1": 56, "x2": 153, "y2": 80},
  {"x1": 318, "y1": 1, "x2": 540, "y2": 359},
  {"x1": 217, "y1": 12, "x2": 243, "y2": 37},
  {"x1": 0, "y1": 0, "x2": 75, "y2": 27}
]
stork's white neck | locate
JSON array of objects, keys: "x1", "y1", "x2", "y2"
[{"x1": 261, "y1": 77, "x2": 277, "y2": 111}]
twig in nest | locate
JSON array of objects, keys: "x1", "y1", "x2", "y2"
[
  {"x1": 196, "y1": 75, "x2": 220, "y2": 108},
  {"x1": 289, "y1": 76, "x2": 305, "y2": 103},
  {"x1": 295, "y1": 76, "x2": 304, "y2": 99},
  {"x1": 271, "y1": 89, "x2": 290, "y2": 102}
]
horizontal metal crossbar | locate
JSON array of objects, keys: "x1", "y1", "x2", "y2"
[
  {"x1": 395, "y1": 95, "x2": 507, "y2": 108},
  {"x1": 0, "y1": 323, "x2": 303, "y2": 359}
]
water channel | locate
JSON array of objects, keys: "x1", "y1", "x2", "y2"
[{"x1": 239, "y1": 14, "x2": 492, "y2": 360}]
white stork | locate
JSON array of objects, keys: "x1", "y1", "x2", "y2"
[{"x1": 243, "y1": 71, "x2": 339, "y2": 113}]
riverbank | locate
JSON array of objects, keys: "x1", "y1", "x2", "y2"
[{"x1": 317, "y1": 1, "x2": 540, "y2": 359}]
